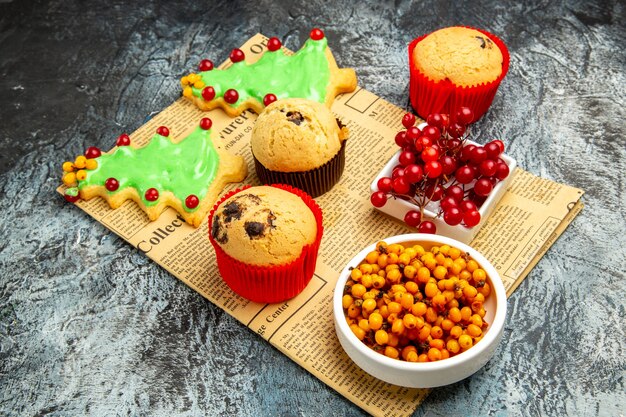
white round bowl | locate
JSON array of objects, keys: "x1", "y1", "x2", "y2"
[{"x1": 333, "y1": 233, "x2": 507, "y2": 388}]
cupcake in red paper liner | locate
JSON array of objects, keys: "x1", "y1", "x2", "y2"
[
  {"x1": 208, "y1": 184, "x2": 323, "y2": 303},
  {"x1": 251, "y1": 98, "x2": 348, "y2": 198},
  {"x1": 408, "y1": 26, "x2": 510, "y2": 123}
]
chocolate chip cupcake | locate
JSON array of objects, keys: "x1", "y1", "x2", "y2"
[
  {"x1": 408, "y1": 26, "x2": 509, "y2": 122},
  {"x1": 208, "y1": 184, "x2": 323, "y2": 303},
  {"x1": 251, "y1": 98, "x2": 348, "y2": 198}
]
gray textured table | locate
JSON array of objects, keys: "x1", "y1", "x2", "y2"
[{"x1": 1, "y1": 1, "x2": 624, "y2": 416}]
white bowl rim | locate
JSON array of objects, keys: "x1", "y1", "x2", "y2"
[{"x1": 333, "y1": 233, "x2": 507, "y2": 373}]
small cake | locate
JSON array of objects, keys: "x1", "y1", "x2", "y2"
[
  {"x1": 180, "y1": 28, "x2": 357, "y2": 117},
  {"x1": 251, "y1": 98, "x2": 348, "y2": 197},
  {"x1": 408, "y1": 26, "x2": 509, "y2": 123},
  {"x1": 60, "y1": 118, "x2": 247, "y2": 228},
  {"x1": 209, "y1": 185, "x2": 323, "y2": 303}
]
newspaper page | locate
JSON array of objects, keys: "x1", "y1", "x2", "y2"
[{"x1": 57, "y1": 34, "x2": 584, "y2": 417}]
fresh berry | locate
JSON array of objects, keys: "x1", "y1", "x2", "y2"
[
  {"x1": 230, "y1": 48, "x2": 245, "y2": 63},
  {"x1": 310, "y1": 28, "x2": 325, "y2": 40},
  {"x1": 198, "y1": 59, "x2": 214, "y2": 71},
  {"x1": 448, "y1": 122, "x2": 466, "y2": 139},
  {"x1": 455, "y1": 107, "x2": 474, "y2": 125},
  {"x1": 370, "y1": 191, "x2": 387, "y2": 208},
  {"x1": 85, "y1": 146, "x2": 101, "y2": 159},
  {"x1": 418, "y1": 221, "x2": 436, "y2": 234},
  {"x1": 156, "y1": 126, "x2": 170, "y2": 137},
  {"x1": 440, "y1": 196, "x2": 458, "y2": 212},
  {"x1": 404, "y1": 164, "x2": 423, "y2": 183},
  {"x1": 105, "y1": 177, "x2": 119, "y2": 191},
  {"x1": 402, "y1": 113, "x2": 416, "y2": 128},
  {"x1": 440, "y1": 155, "x2": 457, "y2": 175},
  {"x1": 377, "y1": 177, "x2": 393, "y2": 193},
  {"x1": 185, "y1": 194, "x2": 199, "y2": 209},
  {"x1": 395, "y1": 131, "x2": 408, "y2": 147},
  {"x1": 263, "y1": 93, "x2": 277, "y2": 106},
  {"x1": 398, "y1": 150, "x2": 416, "y2": 167},
  {"x1": 455, "y1": 165, "x2": 474, "y2": 184},
  {"x1": 116, "y1": 133, "x2": 131, "y2": 146},
  {"x1": 404, "y1": 210, "x2": 422, "y2": 227},
  {"x1": 392, "y1": 177, "x2": 411, "y2": 195},
  {"x1": 421, "y1": 147, "x2": 439, "y2": 163},
  {"x1": 479, "y1": 159, "x2": 497, "y2": 177},
  {"x1": 145, "y1": 188, "x2": 159, "y2": 202},
  {"x1": 444, "y1": 207, "x2": 463, "y2": 226},
  {"x1": 446, "y1": 185, "x2": 465, "y2": 202},
  {"x1": 460, "y1": 200, "x2": 478, "y2": 213},
  {"x1": 463, "y1": 210, "x2": 481, "y2": 227},
  {"x1": 224, "y1": 89, "x2": 239, "y2": 104},
  {"x1": 485, "y1": 141, "x2": 502, "y2": 159},
  {"x1": 426, "y1": 113, "x2": 445, "y2": 130},
  {"x1": 267, "y1": 37, "x2": 282, "y2": 52},
  {"x1": 424, "y1": 160, "x2": 443, "y2": 178},
  {"x1": 200, "y1": 118, "x2": 213, "y2": 130},
  {"x1": 422, "y1": 126, "x2": 441, "y2": 141},
  {"x1": 495, "y1": 161, "x2": 510, "y2": 180},
  {"x1": 406, "y1": 126, "x2": 421, "y2": 142},
  {"x1": 201, "y1": 86, "x2": 216, "y2": 101},
  {"x1": 469, "y1": 146, "x2": 488, "y2": 164}
]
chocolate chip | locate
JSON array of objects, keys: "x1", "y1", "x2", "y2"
[
  {"x1": 286, "y1": 111, "x2": 304, "y2": 126},
  {"x1": 223, "y1": 201, "x2": 242, "y2": 222},
  {"x1": 476, "y1": 36, "x2": 486, "y2": 48},
  {"x1": 211, "y1": 216, "x2": 228, "y2": 244},
  {"x1": 244, "y1": 221, "x2": 265, "y2": 238}
]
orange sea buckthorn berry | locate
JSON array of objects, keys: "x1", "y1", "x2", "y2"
[
  {"x1": 467, "y1": 259, "x2": 479, "y2": 273},
  {"x1": 423, "y1": 256, "x2": 437, "y2": 270},
  {"x1": 358, "y1": 319, "x2": 370, "y2": 332},
  {"x1": 427, "y1": 348, "x2": 442, "y2": 361},
  {"x1": 417, "y1": 266, "x2": 431, "y2": 283},
  {"x1": 467, "y1": 324, "x2": 482, "y2": 337},
  {"x1": 388, "y1": 301, "x2": 402, "y2": 314},
  {"x1": 448, "y1": 307, "x2": 462, "y2": 323},
  {"x1": 432, "y1": 293, "x2": 446, "y2": 310},
  {"x1": 450, "y1": 325, "x2": 463, "y2": 339},
  {"x1": 398, "y1": 252, "x2": 411, "y2": 266},
  {"x1": 75, "y1": 170, "x2": 87, "y2": 181},
  {"x1": 368, "y1": 312, "x2": 383, "y2": 330},
  {"x1": 430, "y1": 325, "x2": 444, "y2": 339},
  {"x1": 372, "y1": 275, "x2": 386, "y2": 289},
  {"x1": 404, "y1": 247, "x2": 417, "y2": 259},
  {"x1": 359, "y1": 263, "x2": 373, "y2": 274},
  {"x1": 377, "y1": 254, "x2": 388, "y2": 268},
  {"x1": 447, "y1": 299, "x2": 460, "y2": 309},
  {"x1": 182, "y1": 86, "x2": 193, "y2": 97},
  {"x1": 342, "y1": 294, "x2": 354, "y2": 309},
  {"x1": 193, "y1": 80, "x2": 205, "y2": 89},
  {"x1": 429, "y1": 338, "x2": 445, "y2": 350},
  {"x1": 459, "y1": 334, "x2": 473, "y2": 350},
  {"x1": 463, "y1": 285, "x2": 478, "y2": 299},
  {"x1": 350, "y1": 268, "x2": 362, "y2": 281},
  {"x1": 387, "y1": 333, "x2": 400, "y2": 347},
  {"x1": 448, "y1": 247, "x2": 461, "y2": 260},
  {"x1": 350, "y1": 324, "x2": 366, "y2": 341},
  {"x1": 447, "y1": 339, "x2": 461, "y2": 354},
  {"x1": 361, "y1": 274, "x2": 373, "y2": 288},
  {"x1": 62, "y1": 172, "x2": 77, "y2": 186},
  {"x1": 435, "y1": 253, "x2": 446, "y2": 266},
  {"x1": 386, "y1": 269, "x2": 402, "y2": 284},
  {"x1": 384, "y1": 346, "x2": 400, "y2": 359},
  {"x1": 441, "y1": 349, "x2": 450, "y2": 360},
  {"x1": 441, "y1": 319, "x2": 454, "y2": 331},
  {"x1": 387, "y1": 252, "x2": 399, "y2": 265},
  {"x1": 473, "y1": 268, "x2": 487, "y2": 282},
  {"x1": 365, "y1": 250, "x2": 379, "y2": 264},
  {"x1": 347, "y1": 304, "x2": 361, "y2": 319},
  {"x1": 412, "y1": 302, "x2": 427, "y2": 317},
  {"x1": 351, "y1": 284, "x2": 366, "y2": 298},
  {"x1": 460, "y1": 306, "x2": 472, "y2": 322},
  {"x1": 478, "y1": 282, "x2": 491, "y2": 297},
  {"x1": 375, "y1": 329, "x2": 389, "y2": 345},
  {"x1": 402, "y1": 345, "x2": 418, "y2": 361},
  {"x1": 418, "y1": 353, "x2": 429, "y2": 362},
  {"x1": 471, "y1": 314, "x2": 484, "y2": 328},
  {"x1": 391, "y1": 319, "x2": 405, "y2": 335},
  {"x1": 362, "y1": 298, "x2": 377, "y2": 313},
  {"x1": 425, "y1": 307, "x2": 438, "y2": 323},
  {"x1": 418, "y1": 325, "x2": 431, "y2": 341},
  {"x1": 424, "y1": 282, "x2": 439, "y2": 298},
  {"x1": 405, "y1": 280, "x2": 419, "y2": 294},
  {"x1": 400, "y1": 292, "x2": 414, "y2": 310},
  {"x1": 459, "y1": 270, "x2": 472, "y2": 281},
  {"x1": 402, "y1": 313, "x2": 418, "y2": 330},
  {"x1": 187, "y1": 73, "x2": 198, "y2": 84},
  {"x1": 387, "y1": 244, "x2": 403, "y2": 255}
]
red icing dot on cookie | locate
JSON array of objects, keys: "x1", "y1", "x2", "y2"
[
  {"x1": 200, "y1": 118, "x2": 213, "y2": 130},
  {"x1": 85, "y1": 146, "x2": 101, "y2": 159},
  {"x1": 185, "y1": 194, "x2": 199, "y2": 209},
  {"x1": 156, "y1": 126, "x2": 170, "y2": 137},
  {"x1": 267, "y1": 37, "x2": 282, "y2": 52},
  {"x1": 201, "y1": 86, "x2": 216, "y2": 101},
  {"x1": 145, "y1": 188, "x2": 159, "y2": 202},
  {"x1": 198, "y1": 59, "x2": 214, "y2": 72},
  {"x1": 116, "y1": 133, "x2": 131, "y2": 147},
  {"x1": 105, "y1": 177, "x2": 119, "y2": 191},
  {"x1": 224, "y1": 89, "x2": 239, "y2": 104},
  {"x1": 310, "y1": 28, "x2": 325, "y2": 41},
  {"x1": 263, "y1": 93, "x2": 277, "y2": 106},
  {"x1": 64, "y1": 194, "x2": 80, "y2": 203},
  {"x1": 230, "y1": 48, "x2": 245, "y2": 63}
]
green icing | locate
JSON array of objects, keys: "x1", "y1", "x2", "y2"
[
  {"x1": 79, "y1": 127, "x2": 220, "y2": 212},
  {"x1": 191, "y1": 38, "x2": 330, "y2": 106},
  {"x1": 66, "y1": 187, "x2": 79, "y2": 197}
]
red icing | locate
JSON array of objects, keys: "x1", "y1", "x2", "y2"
[
  {"x1": 105, "y1": 177, "x2": 119, "y2": 191},
  {"x1": 145, "y1": 188, "x2": 159, "y2": 201},
  {"x1": 230, "y1": 48, "x2": 245, "y2": 63},
  {"x1": 156, "y1": 126, "x2": 170, "y2": 137},
  {"x1": 224, "y1": 89, "x2": 239, "y2": 104},
  {"x1": 202, "y1": 86, "x2": 216, "y2": 101},
  {"x1": 310, "y1": 28, "x2": 324, "y2": 40},
  {"x1": 116, "y1": 133, "x2": 131, "y2": 146},
  {"x1": 198, "y1": 59, "x2": 214, "y2": 71},
  {"x1": 185, "y1": 194, "x2": 199, "y2": 209},
  {"x1": 200, "y1": 117, "x2": 213, "y2": 130},
  {"x1": 263, "y1": 93, "x2": 277, "y2": 106},
  {"x1": 267, "y1": 37, "x2": 281, "y2": 52},
  {"x1": 85, "y1": 146, "x2": 101, "y2": 159}
]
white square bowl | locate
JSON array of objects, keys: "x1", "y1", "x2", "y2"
[{"x1": 369, "y1": 140, "x2": 517, "y2": 244}]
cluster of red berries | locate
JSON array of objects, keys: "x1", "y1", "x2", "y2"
[{"x1": 370, "y1": 107, "x2": 510, "y2": 234}]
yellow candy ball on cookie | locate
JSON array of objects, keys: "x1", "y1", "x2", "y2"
[
  {"x1": 76, "y1": 170, "x2": 87, "y2": 181},
  {"x1": 62, "y1": 161, "x2": 74, "y2": 172},
  {"x1": 63, "y1": 172, "x2": 77, "y2": 186},
  {"x1": 85, "y1": 159, "x2": 98, "y2": 170},
  {"x1": 180, "y1": 75, "x2": 190, "y2": 86},
  {"x1": 183, "y1": 87, "x2": 193, "y2": 98},
  {"x1": 74, "y1": 155, "x2": 87, "y2": 169}
]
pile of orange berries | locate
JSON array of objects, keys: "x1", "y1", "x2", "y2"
[{"x1": 342, "y1": 241, "x2": 491, "y2": 362}]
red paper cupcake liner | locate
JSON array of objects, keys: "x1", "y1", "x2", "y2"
[
  {"x1": 208, "y1": 184, "x2": 324, "y2": 304},
  {"x1": 253, "y1": 140, "x2": 346, "y2": 198},
  {"x1": 408, "y1": 26, "x2": 510, "y2": 122}
]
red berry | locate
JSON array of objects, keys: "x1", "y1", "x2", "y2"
[
  {"x1": 402, "y1": 113, "x2": 416, "y2": 128},
  {"x1": 460, "y1": 145, "x2": 475, "y2": 162},
  {"x1": 421, "y1": 147, "x2": 439, "y2": 163},
  {"x1": 393, "y1": 177, "x2": 411, "y2": 195},
  {"x1": 404, "y1": 210, "x2": 422, "y2": 227},
  {"x1": 492, "y1": 139, "x2": 505, "y2": 154},
  {"x1": 198, "y1": 59, "x2": 214, "y2": 71},
  {"x1": 495, "y1": 161, "x2": 510, "y2": 180},
  {"x1": 392, "y1": 165, "x2": 406, "y2": 179},
  {"x1": 156, "y1": 126, "x2": 170, "y2": 137},
  {"x1": 105, "y1": 177, "x2": 119, "y2": 191},
  {"x1": 426, "y1": 113, "x2": 445, "y2": 130},
  {"x1": 424, "y1": 160, "x2": 443, "y2": 178},
  {"x1": 116, "y1": 133, "x2": 131, "y2": 146},
  {"x1": 474, "y1": 178, "x2": 494, "y2": 197},
  {"x1": 267, "y1": 37, "x2": 282, "y2": 51},
  {"x1": 444, "y1": 207, "x2": 464, "y2": 226},
  {"x1": 455, "y1": 165, "x2": 475, "y2": 184},
  {"x1": 417, "y1": 135, "x2": 433, "y2": 151},
  {"x1": 200, "y1": 117, "x2": 213, "y2": 130},
  {"x1": 145, "y1": 188, "x2": 159, "y2": 202},
  {"x1": 485, "y1": 141, "x2": 502, "y2": 159},
  {"x1": 463, "y1": 210, "x2": 481, "y2": 227},
  {"x1": 377, "y1": 177, "x2": 393, "y2": 193},
  {"x1": 440, "y1": 196, "x2": 459, "y2": 212},
  {"x1": 479, "y1": 159, "x2": 498, "y2": 177},
  {"x1": 224, "y1": 89, "x2": 239, "y2": 104},
  {"x1": 185, "y1": 194, "x2": 199, "y2": 209},
  {"x1": 455, "y1": 107, "x2": 474, "y2": 125},
  {"x1": 445, "y1": 185, "x2": 465, "y2": 202},
  {"x1": 470, "y1": 147, "x2": 488, "y2": 164},
  {"x1": 448, "y1": 122, "x2": 466, "y2": 139},
  {"x1": 263, "y1": 93, "x2": 277, "y2": 106},
  {"x1": 406, "y1": 126, "x2": 421, "y2": 142},
  {"x1": 398, "y1": 150, "x2": 416, "y2": 167},
  {"x1": 395, "y1": 131, "x2": 408, "y2": 147},
  {"x1": 64, "y1": 193, "x2": 80, "y2": 203},
  {"x1": 440, "y1": 155, "x2": 457, "y2": 176},
  {"x1": 310, "y1": 28, "x2": 325, "y2": 40},
  {"x1": 370, "y1": 191, "x2": 387, "y2": 208},
  {"x1": 460, "y1": 200, "x2": 478, "y2": 213},
  {"x1": 418, "y1": 221, "x2": 436, "y2": 234},
  {"x1": 404, "y1": 164, "x2": 424, "y2": 183},
  {"x1": 422, "y1": 125, "x2": 441, "y2": 141},
  {"x1": 230, "y1": 48, "x2": 245, "y2": 63},
  {"x1": 85, "y1": 146, "x2": 101, "y2": 159},
  {"x1": 424, "y1": 183, "x2": 444, "y2": 201},
  {"x1": 202, "y1": 86, "x2": 216, "y2": 101},
  {"x1": 445, "y1": 138, "x2": 462, "y2": 151}
]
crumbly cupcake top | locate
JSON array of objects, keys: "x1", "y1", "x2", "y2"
[
  {"x1": 412, "y1": 27, "x2": 503, "y2": 87},
  {"x1": 210, "y1": 186, "x2": 317, "y2": 266},
  {"x1": 251, "y1": 98, "x2": 348, "y2": 172}
]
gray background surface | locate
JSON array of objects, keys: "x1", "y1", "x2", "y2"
[{"x1": 1, "y1": 0, "x2": 624, "y2": 416}]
